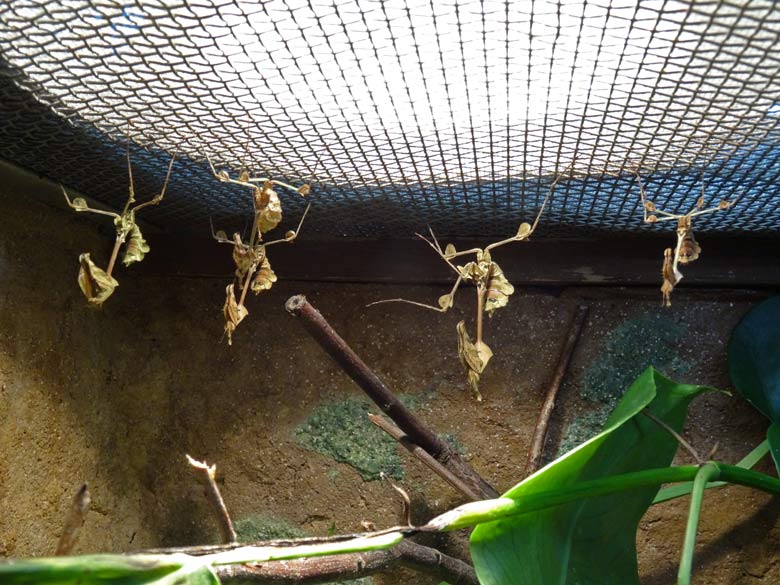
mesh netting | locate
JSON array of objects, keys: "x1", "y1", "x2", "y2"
[{"x1": 1, "y1": 0, "x2": 779, "y2": 239}]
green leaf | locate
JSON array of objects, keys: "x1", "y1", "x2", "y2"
[
  {"x1": 728, "y1": 296, "x2": 780, "y2": 421},
  {"x1": 768, "y1": 423, "x2": 780, "y2": 476},
  {"x1": 470, "y1": 367, "x2": 714, "y2": 585},
  {"x1": 0, "y1": 553, "x2": 217, "y2": 585},
  {"x1": 728, "y1": 296, "x2": 780, "y2": 475}
]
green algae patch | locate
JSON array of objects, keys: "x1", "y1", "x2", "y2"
[
  {"x1": 557, "y1": 404, "x2": 613, "y2": 456},
  {"x1": 582, "y1": 312, "x2": 689, "y2": 404},
  {"x1": 295, "y1": 398, "x2": 404, "y2": 481},
  {"x1": 234, "y1": 516, "x2": 308, "y2": 541},
  {"x1": 558, "y1": 311, "x2": 691, "y2": 457}
]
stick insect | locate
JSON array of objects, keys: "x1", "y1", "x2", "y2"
[
  {"x1": 207, "y1": 155, "x2": 312, "y2": 344},
  {"x1": 62, "y1": 137, "x2": 176, "y2": 307},
  {"x1": 636, "y1": 171, "x2": 736, "y2": 307},
  {"x1": 369, "y1": 165, "x2": 573, "y2": 400}
]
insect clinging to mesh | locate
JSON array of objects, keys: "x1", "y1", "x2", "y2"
[
  {"x1": 207, "y1": 155, "x2": 311, "y2": 345},
  {"x1": 62, "y1": 135, "x2": 176, "y2": 307},
  {"x1": 636, "y1": 171, "x2": 736, "y2": 307},
  {"x1": 369, "y1": 165, "x2": 573, "y2": 400}
]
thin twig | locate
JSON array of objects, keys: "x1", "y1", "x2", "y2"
[
  {"x1": 369, "y1": 414, "x2": 483, "y2": 501},
  {"x1": 641, "y1": 410, "x2": 703, "y2": 464},
  {"x1": 186, "y1": 455, "x2": 237, "y2": 543},
  {"x1": 524, "y1": 304, "x2": 589, "y2": 476},
  {"x1": 55, "y1": 483, "x2": 91, "y2": 556},
  {"x1": 380, "y1": 472, "x2": 413, "y2": 527}
]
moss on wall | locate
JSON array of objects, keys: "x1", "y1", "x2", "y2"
[
  {"x1": 234, "y1": 516, "x2": 309, "y2": 541},
  {"x1": 559, "y1": 310, "x2": 691, "y2": 456},
  {"x1": 295, "y1": 398, "x2": 405, "y2": 481},
  {"x1": 581, "y1": 311, "x2": 689, "y2": 404}
]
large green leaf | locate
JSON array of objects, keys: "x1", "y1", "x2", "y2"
[
  {"x1": 470, "y1": 367, "x2": 714, "y2": 585},
  {"x1": 0, "y1": 553, "x2": 218, "y2": 585},
  {"x1": 728, "y1": 296, "x2": 780, "y2": 473}
]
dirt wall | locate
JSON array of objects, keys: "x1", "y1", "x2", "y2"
[{"x1": 0, "y1": 168, "x2": 778, "y2": 584}]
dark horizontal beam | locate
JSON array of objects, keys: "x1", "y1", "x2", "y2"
[{"x1": 138, "y1": 233, "x2": 780, "y2": 287}]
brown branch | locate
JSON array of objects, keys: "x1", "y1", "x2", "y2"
[
  {"x1": 55, "y1": 483, "x2": 91, "y2": 555},
  {"x1": 369, "y1": 413, "x2": 484, "y2": 501},
  {"x1": 285, "y1": 294, "x2": 498, "y2": 500},
  {"x1": 212, "y1": 540, "x2": 478, "y2": 585},
  {"x1": 395, "y1": 540, "x2": 478, "y2": 585},
  {"x1": 186, "y1": 454, "x2": 237, "y2": 543},
  {"x1": 524, "y1": 304, "x2": 589, "y2": 476}
]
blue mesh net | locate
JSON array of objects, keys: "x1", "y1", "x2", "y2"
[{"x1": 1, "y1": 1, "x2": 779, "y2": 239}]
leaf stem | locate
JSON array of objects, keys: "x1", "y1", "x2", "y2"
[
  {"x1": 678, "y1": 463, "x2": 720, "y2": 585},
  {"x1": 427, "y1": 463, "x2": 780, "y2": 532},
  {"x1": 207, "y1": 531, "x2": 405, "y2": 566}
]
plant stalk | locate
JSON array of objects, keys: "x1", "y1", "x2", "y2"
[
  {"x1": 426, "y1": 463, "x2": 780, "y2": 532},
  {"x1": 677, "y1": 462, "x2": 720, "y2": 585}
]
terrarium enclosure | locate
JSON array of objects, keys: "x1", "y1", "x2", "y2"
[{"x1": 2, "y1": 1, "x2": 780, "y2": 585}]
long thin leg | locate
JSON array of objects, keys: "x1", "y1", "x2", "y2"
[
  {"x1": 126, "y1": 132, "x2": 135, "y2": 204},
  {"x1": 367, "y1": 274, "x2": 464, "y2": 312},
  {"x1": 416, "y1": 230, "x2": 470, "y2": 276},
  {"x1": 61, "y1": 186, "x2": 119, "y2": 219},
  {"x1": 263, "y1": 203, "x2": 312, "y2": 246},
  {"x1": 122, "y1": 131, "x2": 136, "y2": 215},
  {"x1": 529, "y1": 161, "x2": 573, "y2": 235},
  {"x1": 210, "y1": 218, "x2": 233, "y2": 243},
  {"x1": 206, "y1": 154, "x2": 259, "y2": 190},
  {"x1": 636, "y1": 172, "x2": 682, "y2": 223},
  {"x1": 260, "y1": 178, "x2": 305, "y2": 194},
  {"x1": 686, "y1": 202, "x2": 734, "y2": 219},
  {"x1": 206, "y1": 154, "x2": 305, "y2": 196},
  {"x1": 646, "y1": 213, "x2": 685, "y2": 222},
  {"x1": 133, "y1": 152, "x2": 177, "y2": 212},
  {"x1": 442, "y1": 246, "x2": 485, "y2": 259},
  {"x1": 486, "y1": 162, "x2": 571, "y2": 252}
]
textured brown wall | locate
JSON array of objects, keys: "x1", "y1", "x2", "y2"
[{"x1": 0, "y1": 162, "x2": 778, "y2": 584}]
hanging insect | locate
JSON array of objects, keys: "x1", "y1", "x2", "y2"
[
  {"x1": 369, "y1": 165, "x2": 573, "y2": 400},
  {"x1": 636, "y1": 171, "x2": 736, "y2": 306},
  {"x1": 62, "y1": 137, "x2": 176, "y2": 307},
  {"x1": 207, "y1": 156, "x2": 311, "y2": 344}
]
